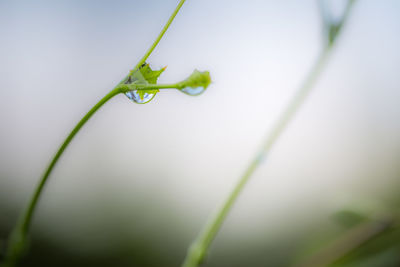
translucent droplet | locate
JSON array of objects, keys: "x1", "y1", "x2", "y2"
[
  {"x1": 181, "y1": 86, "x2": 205, "y2": 96},
  {"x1": 125, "y1": 90, "x2": 155, "y2": 104}
]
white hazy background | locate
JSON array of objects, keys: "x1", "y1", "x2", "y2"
[{"x1": 0, "y1": 0, "x2": 400, "y2": 264}]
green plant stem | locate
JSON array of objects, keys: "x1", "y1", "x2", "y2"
[
  {"x1": 131, "y1": 0, "x2": 186, "y2": 74},
  {"x1": 3, "y1": 1, "x2": 187, "y2": 266},
  {"x1": 182, "y1": 3, "x2": 357, "y2": 265},
  {"x1": 118, "y1": 82, "x2": 182, "y2": 92}
]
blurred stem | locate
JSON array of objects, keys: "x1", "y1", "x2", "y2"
[
  {"x1": 2, "y1": 1, "x2": 186, "y2": 266},
  {"x1": 181, "y1": 2, "x2": 357, "y2": 267}
]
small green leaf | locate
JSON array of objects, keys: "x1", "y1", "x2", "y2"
[
  {"x1": 140, "y1": 63, "x2": 166, "y2": 84},
  {"x1": 127, "y1": 63, "x2": 166, "y2": 100},
  {"x1": 181, "y1": 70, "x2": 211, "y2": 89}
]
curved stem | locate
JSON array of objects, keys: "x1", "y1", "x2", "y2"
[
  {"x1": 3, "y1": 1, "x2": 187, "y2": 266},
  {"x1": 2, "y1": 87, "x2": 121, "y2": 267},
  {"x1": 182, "y1": 3, "x2": 357, "y2": 266},
  {"x1": 22, "y1": 87, "x2": 121, "y2": 234}
]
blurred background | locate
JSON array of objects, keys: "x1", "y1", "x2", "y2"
[{"x1": 1, "y1": 0, "x2": 400, "y2": 266}]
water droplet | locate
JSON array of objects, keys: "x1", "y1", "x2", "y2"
[
  {"x1": 125, "y1": 90, "x2": 155, "y2": 104},
  {"x1": 181, "y1": 86, "x2": 205, "y2": 96}
]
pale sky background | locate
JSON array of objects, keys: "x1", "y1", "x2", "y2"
[{"x1": 0, "y1": 0, "x2": 400, "y2": 265}]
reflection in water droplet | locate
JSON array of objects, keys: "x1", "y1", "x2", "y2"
[
  {"x1": 125, "y1": 90, "x2": 155, "y2": 104},
  {"x1": 181, "y1": 86, "x2": 205, "y2": 96}
]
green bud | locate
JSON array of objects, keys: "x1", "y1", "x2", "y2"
[
  {"x1": 182, "y1": 70, "x2": 211, "y2": 89},
  {"x1": 178, "y1": 70, "x2": 211, "y2": 96}
]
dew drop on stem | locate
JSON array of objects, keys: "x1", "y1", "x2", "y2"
[
  {"x1": 181, "y1": 86, "x2": 205, "y2": 96},
  {"x1": 125, "y1": 90, "x2": 155, "y2": 104}
]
